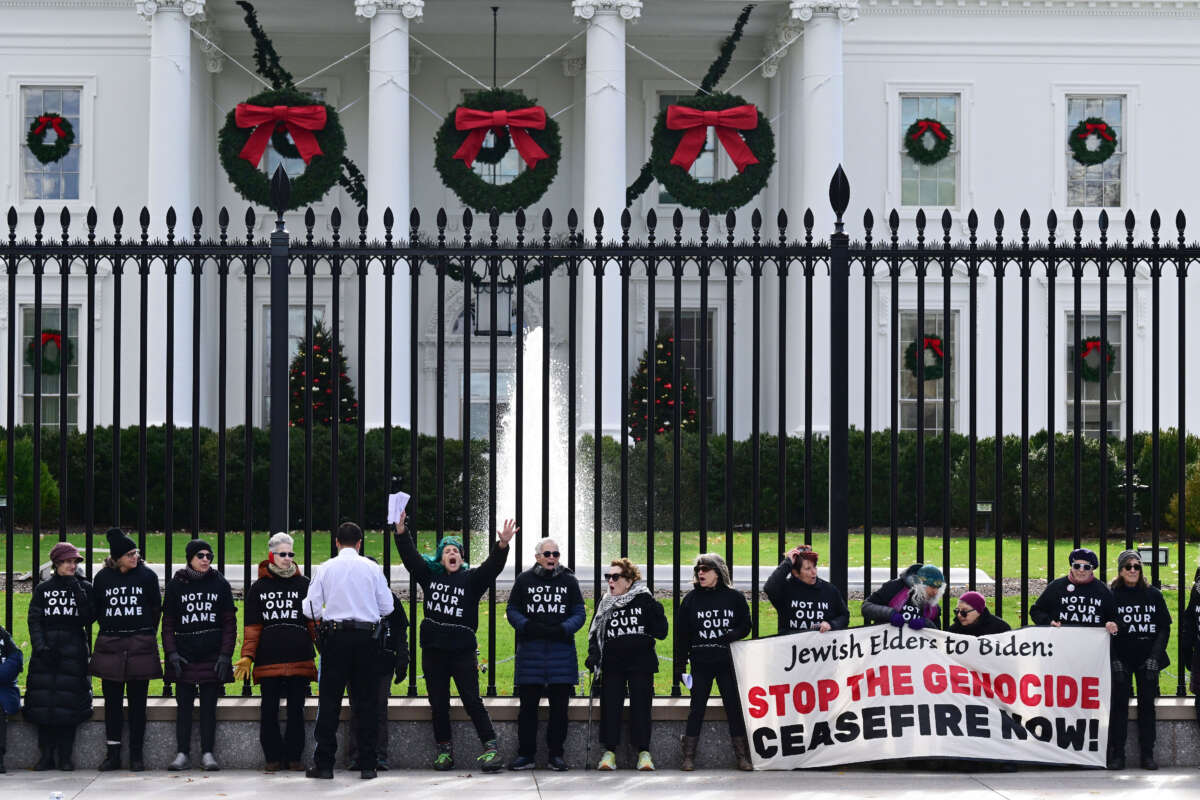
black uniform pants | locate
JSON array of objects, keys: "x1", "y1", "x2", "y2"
[
  {"x1": 1110, "y1": 662, "x2": 1158, "y2": 755},
  {"x1": 685, "y1": 661, "x2": 746, "y2": 738},
  {"x1": 37, "y1": 724, "x2": 77, "y2": 756},
  {"x1": 175, "y1": 681, "x2": 219, "y2": 754},
  {"x1": 347, "y1": 671, "x2": 391, "y2": 766},
  {"x1": 102, "y1": 679, "x2": 149, "y2": 752},
  {"x1": 0, "y1": 712, "x2": 6, "y2": 761},
  {"x1": 599, "y1": 667, "x2": 653, "y2": 752},
  {"x1": 424, "y1": 647, "x2": 495, "y2": 745},
  {"x1": 516, "y1": 683, "x2": 571, "y2": 758},
  {"x1": 259, "y1": 676, "x2": 308, "y2": 764},
  {"x1": 313, "y1": 628, "x2": 379, "y2": 771}
]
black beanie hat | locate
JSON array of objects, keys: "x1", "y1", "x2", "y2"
[
  {"x1": 106, "y1": 527, "x2": 137, "y2": 560},
  {"x1": 186, "y1": 539, "x2": 213, "y2": 563},
  {"x1": 1068, "y1": 547, "x2": 1099, "y2": 569}
]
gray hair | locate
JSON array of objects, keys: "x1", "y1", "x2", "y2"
[
  {"x1": 533, "y1": 537, "x2": 559, "y2": 556},
  {"x1": 267, "y1": 531, "x2": 294, "y2": 551}
]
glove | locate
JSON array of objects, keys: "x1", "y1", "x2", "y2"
[
  {"x1": 1142, "y1": 657, "x2": 1160, "y2": 673},
  {"x1": 394, "y1": 664, "x2": 407, "y2": 685},
  {"x1": 167, "y1": 652, "x2": 188, "y2": 679},
  {"x1": 907, "y1": 616, "x2": 928, "y2": 630},
  {"x1": 214, "y1": 656, "x2": 234, "y2": 683},
  {"x1": 584, "y1": 652, "x2": 598, "y2": 671},
  {"x1": 233, "y1": 656, "x2": 253, "y2": 683},
  {"x1": 889, "y1": 611, "x2": 907, "y2": 627}
]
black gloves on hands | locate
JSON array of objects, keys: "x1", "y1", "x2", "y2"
[
  {"x1": 168, "y1": 652, "x2": 189, "y2": 679},
  {"x1": 214, "y1": 656, "x2": 234, "y2": 683}
]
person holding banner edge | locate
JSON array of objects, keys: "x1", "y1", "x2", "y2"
[
  {"x1": 862, "y1": 563, "x2": 944, "y2": 629},
  {"x1": 766, "y1": 545, "x2": 849, "y2": 634}
]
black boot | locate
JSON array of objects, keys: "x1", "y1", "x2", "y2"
[
  {"x1": 98, "y1": 744, "x2": 122, "y2": 772},
  {"x1": 129, "y1": 749, "x2": 145, "y2": 772},
  {"x1": 34, "y1": 750, "x2": 55, "y2": 771}
]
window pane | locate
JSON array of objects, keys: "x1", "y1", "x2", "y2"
[
  {"x1": 1066, "y1": 95, "x2": 1124, "y2": 208},
  {"x1": 898, "y1": 310, "x2": 957, "y2": 431},
  {"x1": 21, "y1": 306, "x2": 80, "y2": 426},
  {"x1": 900, "y1": 94, "x2": 959, "y2": 208},
  {"x1": 22, "y1": 86, "x2": 83, "y2": 200}
]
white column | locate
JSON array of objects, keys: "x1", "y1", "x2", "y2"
[
  {"x1": 356, "y1": 0, "x2": 422, "y2": 428},
  {"x1": 574, "y1": 0, "x2": 641, "y2": 439},
  {"x1": 138, "y1": 0, "x2": 204, "y2": 425}
]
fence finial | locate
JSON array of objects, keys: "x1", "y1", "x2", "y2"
[
  {"x1": 829, "y1": 165, "x2": 849, "y2": 232},
  {"x1": 270, "y1": 165, "x2": 291, "y2": 225}
]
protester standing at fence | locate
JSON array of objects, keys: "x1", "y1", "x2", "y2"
[
  {"x1": 862, "y1": 563, "x2": 944, "y2": 630},
  {"x1": 947, "y1": 591, "x2": 1010, "y2": 636},
  {"x1": 162, "y1": 539, "x2": 237, "y2": 772},
  {"x1": 1182, "y1": 566, "x2": 1200, "y2": 747},
  {"x1": 1030, "y1": 548, "x2": 1117, "y2": 629},
  {"x1": 234, "y1": 532, "x2": 317, "y2": 773},
  {"x1": 0, "y1": 619, "x2": 21, "y2": 774},
  {"x1": 1108, "y1": 550, "x2": 1171, "y2": 771},
  {"x1": 587, "y1": 558, "x2": 669, "y2": 772},
  {"x1": 89, "y1": 528, "x2": 162, "y2": 772},
  {"x1": 393, "y1": 510, "x2": 516, "y2": 772},
  {"x1": 345, "y1": 560, "x2": 409, "y2": 772},
  {"x1": 677, "y1": 553, "x2": 752, "y2": 771},
  {"x1": 24, "y1": 542, "x2": 94, "y2": 771},
  {"x1": 765, "y1": 545, "x2": 849, "y2": 634},
  {"x1": 303, "y1": 521, "x2": 394, "y2": 780},
  {"x1": 505, "y1": 537, "x2": 585, "y2": 772}
]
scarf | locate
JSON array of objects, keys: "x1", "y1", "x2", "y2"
[
  {"x1": 267, "y1": 559, "x2": 298, "y2": 579},
  {"x1": 533, "y1": 563, "x2": 565, "y2": 578},
  {"x1": 588, "y1": 579, "x2": 651, "y2": 668},
  {"x1": 185, "y1": 566, "x2": 211, "y2": 582}
]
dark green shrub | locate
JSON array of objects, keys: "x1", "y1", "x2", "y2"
[{"x1": 0, "y1": 436, "x2": 59, "y2": 524}]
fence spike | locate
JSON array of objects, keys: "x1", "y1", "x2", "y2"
[
  {"x1": 1124, "y1": 209, "x2": 1135, "y2": 236},
  {"x1": 828, "y1": 164, "x2": 850, "y2": 222},
  {"x1": 87, "y1": 207, "x2": 98, "y2": 240},
  {"x1": 488, "y1": 207, "x2": 500, "y2": 237},
  {"x1": 567, "y1": 208, "x2": 578, "y2": 233},
  {"x1": 620, "y1": 208, "x2": 631, "y2": 236},
  {"x1": 1177, "y1": 210, "x2": 1187, "y2": 244},
  {"x1": 915, "y1": 208, "x2": 926, "y2": 235},
  {"x1": 725, "y1": 209, "x2": 736, "y2": 237},
  {"x1": 60, "y1": 207, "x2": 71, "y2": 241},
  {"x1": 888, "y1": 209, "x2": 899, "y2": 237},
  {"x1": 863, "y1": 208, "x2": 874, "y2": 233},
  {"x1": 1072, "y1": 209, "x2": 1083, "y2": 235},
  {"x1": 166, "y1": 206, "x2": 177, "y2": 240},
  {"x1": 671, "y1": 208, "x2": 682, "y2": 234},
  {"x1": 357, "y1": 208, "x2": 369, "y2": 241},
  {"x1": 750, "y1": 208, "x2": 761, "y2": 236},
  {"x1": 409, "y1": 208, "x2": 420, "y2": 233},
  {"x1": 1149, "y1": 209, "x2": 1160, "y2": 237},
  {"x1": 515, "y1": 207, "x2": 527, "y2": 231},
  {"x1": 1046, "y1": 210, "x2": 1057, "y2": 237},
  {"x1": 699, "y1": 208, "x2": 710, "y2": 238},
  {"x1": 993, "y1": 210, "x2": 1004, "y2": 236},
  {"x1": 594, "y1": 208, "x2": 605, "y2": 237},
  {"x1": 803, "y1": 208, "x2": 814, "y2": 236},
  {"x1": 1019, "y1": 210, "x2": 1030, "y2": 235},
  {"x1": 192, "y1": 207, "x2": 203, "y2": 238},
  {"x1": 541, "y1": 208, "x2": 552, "y2": 233},
  {"x1": 217, "y1": 207, "x2": 229, "y2": 234},
  {"x1": 270, "y1": 164, "x2": 291, "y2": 217},
  {"x1": 967, "y1": 209, "x2": 978, "y2": 235},
  {"x1": 384, "y1": 207, "x2": 395, "y2": 235},
  {"x1": 113, "y1": 207, "x2": 124, "y2": 242},
  {"x1": 776, "y1": 209, "x2": 787, "y2": 237},
  {"x1": 436, "y1": 207, "x2": 447, "y2": 233},
  {"x1": 244, "y1": 207, "x2": 255, "y2": 239},
  {"x1": 646, "y1": 208, "x2": 657, "y2": 234},
  {"x1": 305, "y1": 207, "x2": 316, "y2": 237},
  {"x1": 1098, "y1": 209, "x2": 1109, "y2": 235},
  {"x1": 6, "y1": 207, "x2": 16, "y2": 241},
  {"x1": 941, "y1": 208, "x2": 952, "y2": 235}
]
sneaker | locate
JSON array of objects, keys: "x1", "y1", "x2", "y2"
[
  {"x1": 508, "y1": 754, "x2": 536, "y2": 771},
  {"x1": 478, "y1": 740, "x2": 503, "y2": 773},
  {"x1": 636, "y1": 750, "x2": 655, "y2": 771},
  {"x1": 376, "y1": 759, "x2": 390, "y2": 771},
  {"x1": 201, "y1": 752, "x2": 220, "y2": 772},
  {"x1": 168, "y1": 752, "x2": 191, "y2": 771},
  {"x1": 433, "y1": 743, "x2": 454, "y2": 771},
  {"x1": 596, "y1": 750, "x2": 616, "y2": 771},
  {"x1": 548, "y1": 755, "x2": 569, "y2": 771}
]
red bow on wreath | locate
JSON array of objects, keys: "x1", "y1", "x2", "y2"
[
  {"x1": 667, "y1": 105, "x2": 760, "y2": 174},
  {"x1": 1080, "y1": 339, "x2": 1112, "y2": 361},
  {"x1": 922, "y1": 337, "x2": 944, "y2": 357},
  {"x1": 32, "y1": 115, "x2": 68, "y2": 138},
  {"x1": 453, "y1": 107, "x2": 550, "y2": 169},
  {"x1": 235, "y1": 104, "x2": 327, "y2": 168},
  {"x1": 40, "y1": 331, "x2": 63, "y2": 352},
  {"x1": 909, "y1": 120, "x2": 948, "y2": 142},
  {"x1": 1077, "y1": 122, "x2": 1114, "y2": 142}
]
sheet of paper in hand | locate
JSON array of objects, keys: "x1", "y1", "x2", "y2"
[{"x1": 387, "y1": 491, "x2": 411, "y2": 524}]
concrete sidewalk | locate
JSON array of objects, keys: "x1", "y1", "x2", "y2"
[{"x1": 3, "y1": 768, "x2": 1199, "y2": 799}]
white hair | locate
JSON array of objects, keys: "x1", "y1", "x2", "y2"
[
  {"x1": 268, "y1": 531, "x2": 294, "y2": 551},
  {"x1": 533, "y1": 537, "x2": 559, "y2": 556}
]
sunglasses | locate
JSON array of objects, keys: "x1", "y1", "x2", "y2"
[
  {"x1": 1071, "y1": 562, "x2": 1094, "y2": 571},
  {"x1": 605, "y1": 573, "x2": 624, "y2": 582},
  {"x1": 275, "y1": 551, "x2": 295, "y2": 559},
  {"x1": 955, "y1": 608, "x2": 976, "y2": 617},
  {"x1": 694, "y1": 564, "x2": 714, "y2": 573},
  {"x1": 1122, "y1": 563, "x2": 1142, "y2": 571},
  {"x1": 540, "y1": 551, "x2": 561, "y2": 559},
  {"x1": 194, "y1": 552, "x2": 214, "y2": 561}
]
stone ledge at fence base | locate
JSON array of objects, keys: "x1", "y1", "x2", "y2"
[{"x1": 1, "y1": 698, "x2": 1197, "y2": 770}]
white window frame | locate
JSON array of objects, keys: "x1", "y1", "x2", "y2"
[
  {"x1": 1050, "y1": 82, "x2": 1141, "y2": 220},
  {"x1": 7, "y1": 75, "x2": 98, "y2": 214},
  {"x1": 885, "y1": 81, "x2": 974, "y2": 219}
]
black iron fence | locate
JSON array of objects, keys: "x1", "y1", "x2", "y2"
[{"x1": 1, "y1": 166, "x2": 1195, "y2": 696}]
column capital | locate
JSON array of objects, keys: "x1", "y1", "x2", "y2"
[
  {"x1": 355, "y1": 0, "x2": 424, "y2": 20},
  {"x1": 762, "y1": 17, "x2": 803, "y2": 78},
  {"x1": 196, "y1": 23, "x2": 223, "y2": 73},
  {"x1": 572, "y1": 0, "x2": 642, "y2": 22},
  {"x1": 790, "y1": 0, "x2": 859, "y2": 23},
  {"x1": 135, "y1": 0, "x2": 206, "y2": 20}
]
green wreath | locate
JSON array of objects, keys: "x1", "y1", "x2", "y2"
[
  {"x1": 1078, "y1": 336, "x2": 1116, "y2": 382},
  {"x1": 434, "y1": 88, "x2": 560, "y2": 214},
  {"x1": 26, "y1": 113, "x2": 75, "y2": 165},
  {"x1": 218, "y1": 87, "x2": 346, "y2": 210},
  {"x1": 25, "y1": 329, "x2": 74, "y2": 376},
  {"x1": 903, "y1": 118, "x2": 953, "y2": 166},
  {"x1": 649, "y1": 92, "x2": 774, "y2": 213},
  {"x1": 904, "y1": 334, "x2": 947, "y2": 381},
  {"x1": 1069, "y1": 117, "x2": 1118, "y2": 166}
]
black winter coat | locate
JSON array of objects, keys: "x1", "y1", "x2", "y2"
[
  {"x1": 24, "y1": 573, "x2": 95, "y2": 727},
  {"x1": 90, "y1": 560, "x2": 163, "y2": 681},
  {"x1": 677, "y1": 584, "x2": 750, "y2": 667},
  {"x1": 162, "y1": 568, "x2": 237, "y2": 684},
  {"x1": 947, "y1": 608, "x2": 1012, "y2": 636}
]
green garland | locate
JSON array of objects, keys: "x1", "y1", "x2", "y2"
[
  {"x1": 434, "y1": 88, "x2": 561, "y2": 214},
  {"x1": 903, "y1": 118, "x2": 953, "y2": 166},
  {"x1": 649, "y1": 92, "x2": 774, "y2": 213},
  {"x1": 26, "y1": 113, "x2": 74, "y2": 165},
  {"x1": 1078, "y1": 336, "x2": 1116, "y2": 383},
  {"x1": 218, "y1": 87, "x2": 346, "y2": 211},
  {"x1": 338, "y1": 156, "x2": 368, "y2": 210},
  {"x1": 25, "y1": 329, "x2": 74, "y2": 376},
  {"x1": 904, "y1": 335, "x2": 946, "y2": 381},
  {"x1": 1069, "y1": 117, "x2": 1118, "y2": 166}
]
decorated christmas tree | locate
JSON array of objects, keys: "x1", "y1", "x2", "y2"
[
  {"x1": 289, "y1": 319, "x2": 358, "y2": 427},
  {"x1": 627, "y1": 331, "x2": 701, "y2": 443}
]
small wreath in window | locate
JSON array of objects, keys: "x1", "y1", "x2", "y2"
[
  {"x1": 434, "y1": 88, "x2": 560, "y2": 213},
  {"x1": 26, "y1": 113, "x2": 75, "y2": 165},
  {"x1": 903, "y1": 118, "x2": 953, "y2": 166},
  {"x1": 1069, "y1": 117, "x2": 1118, "y2": 166},
  {"x1": 649, "y1": 92, "x2": 775, "y2": 213},
  {"x1": 1078, "y1": 336, "x2": 1116, "y2": 383},
  {"x1": 218, "y1": 87, "x2": 346, "y2": 210},
  {"x1": 904, "y1": 335, "x2": 947, "y2": 381},
  {"x1": 25, "y1": 329, "x2": 74, "y2": 376}
]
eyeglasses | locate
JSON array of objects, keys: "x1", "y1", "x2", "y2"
[
  {"x1": 694, "y1": 565, "x2": 714, "y2": 573},
  {"x1": 605, "y1": 573, "x2": 624, "y2": 582},
  {"x1": 1071, "y1": 562, "x2": 1094, "y2": 571},
  {"x1": 1122, "y1": 563, "x2": 1142, "y2": 571},
  {"x1": 194, "y1": 552, "x2": 214, "y2": 561},
  {"x1": 540, "y1": 551, "x2": 561, "y2": 559},
  {"x1": 275, "y1": 552, "x2": 295, "y2": 559},
  {"x1": 955, "y1": 608, "x2": 976, "y2": 617}
]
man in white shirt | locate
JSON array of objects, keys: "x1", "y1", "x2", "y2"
[{"x1": 303, "y1": 521, "x2": 394, "y2": 780}]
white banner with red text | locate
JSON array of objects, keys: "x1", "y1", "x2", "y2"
[{"x1": 729, "y1": 625, "x2": 1110, "y2": 769}]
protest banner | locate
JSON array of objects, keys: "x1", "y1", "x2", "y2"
[{"x1": 729, "y1": 626, "x2": 1110, "y2": 769}]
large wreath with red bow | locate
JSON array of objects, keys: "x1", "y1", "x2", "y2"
[
  {"x1": 218, "y1": 87, "x2": 346, "y2": 210},
  {"x1": 434, "y1": 88, "x2": 561, "y2": 214},
  {"x1": 25, "y1": 329, "x2": 74, "y2": 376},
  {"x1": 649, "y1": 92, "x2": 774, "y2": 213},
  {"x1": 905, "y1": 334, "x2": 947, "y2": 381},
  {"x1": 1069, "y1": 117, "x2": 1118, "y2": 166},
  {"x1": 26, "y1": 113, "x2": 75, "y2": 165},
  {"x1": 1078, "y1": 336, "x2": 1116, "y2": 382},
  {"x1": 903, "y1": 118, "x2": 953, "y2": 166}
]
